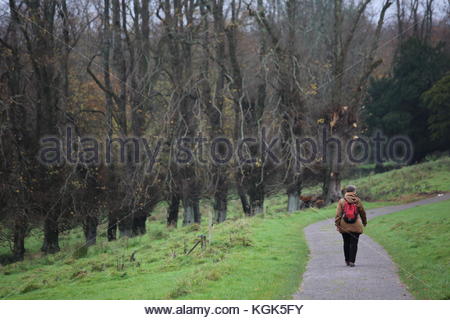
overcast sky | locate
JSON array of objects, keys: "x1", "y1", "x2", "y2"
[{"x1": 367, "y1": 0, "x2": 449, "y2": 22}]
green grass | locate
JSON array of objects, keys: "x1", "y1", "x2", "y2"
[
  {"x1": 304, "y1": 156, "x2": 450, "y2": 201},
  {"x1": 0, "y1": 198, "x2": 324, "y2": 299},
  {"x1": 366, "y1": 199, "x2": 450, "y2": 299},
  {"x1": 0, "y1": 195, "x2": 394, "y2": 300},
  {"x1": 1, "y1": 156, "x2": 449, "y2": 299}
]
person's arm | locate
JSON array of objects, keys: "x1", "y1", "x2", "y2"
[
  {"x1": 358, "y1": 202, "x2": 367, "y2": 226},
  {"x1": 335, "y1": 200, "x2": 343, "y2": 227}
]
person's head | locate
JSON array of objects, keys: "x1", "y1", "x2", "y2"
[{"x1": 345, "y1": 185, "x2": 356, "y2": 193}]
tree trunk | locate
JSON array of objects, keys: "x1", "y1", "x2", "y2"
[
  {"x1": 193, "y1": 198, "x2": 201, "y2": 224},
  {"x1": 323, "y1": 169, "x2": 342, "y2": 204},
  {"x1": 12, "y1": 216, "x2": 27, "y2": 261},
  {"x1": 249, "y1": 181, "x2": 265, "y2": 215},
  {"x1": 250, "y1": 201, "x2": 264, "y2": 215},
  {"x1": 167, "y1": 193, "x2": 180, "y2": 227},
  {"x1": 132, "y1": 212, "x2": 147, "y2": 236},
  {"x1": 118, "y1": 212, "x2": 133, "y2": 238},
  {"x1": 139, "y1": 216, "x2": 147, "y2": 235},
  {"x1": 214, "y1": 207, "x2": 227, "y2": 224},
  {"x1": 286, "y1": 175, "x2": 302, "y2": 212},
  {"x1": 214, "y1": 177, "x2": 228, "y2": 223},
  {"x1": 321, "y1": 129, "x2": 344, "y2": 204},
  {"x1": 374, "y1": 162, "x2": 384, "y2": 173},
  {"x1": 183, "y1": 203, "x2": 194, "y2": 226},
  {"x1": 183, "y1": 197, "x2": 200, "y2": 226},
  {"x1": 83, "y1": 215, "x2": 98, "y2": 246},
  {"x1": 287, "y1": 192, "x2": 300, "y2": 212},
  {"x1": 107, "y1": 212, "x2": 117, "y2": 241},
  {"x1": 209, "y1": 0, "x2": 228, "y2": 225},
  {"x1": 237, "y1": 183, "x2": 251, "y2": 216},
  {"x1": 41, "y1": 216, "x2": 60, "y2": 254}
]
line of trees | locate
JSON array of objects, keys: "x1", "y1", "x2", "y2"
[{"x1": 0, "y1": 0, "x2": 449, "y2": 262}]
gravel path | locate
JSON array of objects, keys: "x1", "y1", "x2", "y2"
[{"x1": 293, "y1": 193, "x2": 450, "y2": 300}]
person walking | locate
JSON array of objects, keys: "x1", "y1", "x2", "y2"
[{"x1": 335, "y1": 185, "x2": 367, "y2": 267}]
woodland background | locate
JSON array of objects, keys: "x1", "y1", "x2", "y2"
[{"x1": 0, "y1": 0, "x2": 449, "y2": 263}]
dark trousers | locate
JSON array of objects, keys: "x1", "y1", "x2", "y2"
[{"x1": 342, "y1": 232, "x2": 360, "y2": 263}]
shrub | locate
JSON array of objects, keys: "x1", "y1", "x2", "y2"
[
  {"x1": 72, "y1": 245, "x2": 89, "y2": 259},
  {"x1": 21, "y1": 283, "x2": 40, "y2": 294},
  {"x1": 149, "y1": 227, "x2": 169, "y2": 240},
  {"x1": 90, "y1": 263, "x2": 105, "y2": 272},
  {"x1": 70, "y1": 270, "x2": 88, "y2": 279}
]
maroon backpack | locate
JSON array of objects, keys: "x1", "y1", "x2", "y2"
[{"x1": 342, "y1": 201, "x2": 358, "y2": 224}]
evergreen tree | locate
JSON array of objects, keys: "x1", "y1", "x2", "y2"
[{"x1": 365, "y1": 38, "x2": 450, "y2": 161}]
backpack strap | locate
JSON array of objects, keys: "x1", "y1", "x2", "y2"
[{"x1": 339, "y1": 199, "x2": 345, "y2": 217}]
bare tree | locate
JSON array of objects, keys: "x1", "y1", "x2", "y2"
[{"x1": 321, "y1": 0, "x2": 392, "y2": 204}]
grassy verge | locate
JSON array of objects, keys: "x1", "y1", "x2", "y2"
[
  {"x1": 303, "y1": 156, "x2": 450, "y2": 201},
  {"x1": 0, "y1": 197, "x2": 394, "y2": 300},
  {"x1": 1, "y1": 157, "x2": 449, "y2": 299},
  {"x1": 0, "y1": 201, "x2": 321, "y2": 299},
  {"x1": 366, "y1": 199, "x2": 450, "y2": 299}
]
